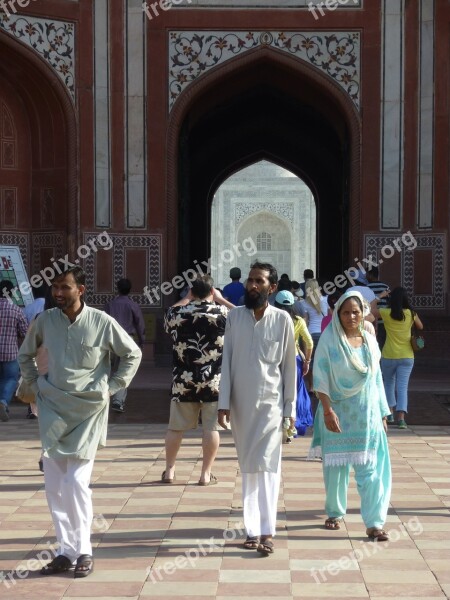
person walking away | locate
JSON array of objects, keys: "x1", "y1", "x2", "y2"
[
  {"x1": 375, "y1": 286, "x2": 423, "y2": 429},
  {"x1": 366, "y1": 267, "x2": 390, "y2": 348},
  {"x1": 309, "y1": 290, "x2": 392, "y2": 541},
  {"x1": 18, "y1": 266, "x2": 142, "y2": 577},
  {"x1": 0, "y1": 280, "x2": 28, "y2": 421},
  {"x1": 301, "y1": 278, "x2": 328, "y2": 390},
  {"x1": 222, "y1": 267, "x2": 245, "y2": 306},
  {"x1": 104, "y1": 278, "x2": 145, "y2": 413},
  {"x1": 275, "y1": 290, "x2": 313, "y2": 440},
  {"x1": 163, "y1": 275, "x2": 232, "y2": 485},
  {"x1": 218, "y1": 262, "x2": 296, "y2": 556}
]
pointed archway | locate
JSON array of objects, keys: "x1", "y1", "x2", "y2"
[
  {"x1": 0, "y1": 30, "x2": 78, "y2": 268},
  {"x1": 166, "y1": 46, "x2": 360, "y2": 292}
]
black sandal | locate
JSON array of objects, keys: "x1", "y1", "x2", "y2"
[
  {"x1": 74, "y1": 554, "x2": 94, "y2": 578},
  {"x1": 243, "y1": 535, "x2": 260, "y2": 549},
  {"x1": 256, "y1": 538, "x2": 274, "y2": 556},
  {"x1": 40, "y1": 554, "x2": 72, "y2": 575}
]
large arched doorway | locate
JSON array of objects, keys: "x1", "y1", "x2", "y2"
[
  {"x1": 167, "y1": 48, "x2": 361, "y2": 292},
  {"x1": 0, "y1": 32, "x2": 77, "y2": 272}
]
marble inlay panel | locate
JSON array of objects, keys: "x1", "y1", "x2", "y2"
[
  {"x1": 0, "y1": 13, "x2": 75, "y2": 99},
  {"x1": 364, "y1": 233, "x2": 445, "y2": 309},
  {"x1": 169, "y1": 30, "x2": 361, "y2": 110},
  {"x1": 171, "y1": 0, "x2": 362, "y2": 6}
]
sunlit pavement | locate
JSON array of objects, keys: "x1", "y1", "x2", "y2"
[{"x1": 1, "y1": 402, "x2": 449, "y2": 599}]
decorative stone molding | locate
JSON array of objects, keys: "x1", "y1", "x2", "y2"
[
  {"x1": 364, "y1": 233, "x2": 445, "y2": 310},
  {"x1": 0, "y1": 14, "x2": 75, "y2": 100},
  {"x1": 169, "y1": 30, "x2": 360, "y2": 110},
  {"x1": 235, "y1": 201, "x2": 294, "y2": 225},
  {"x1": 82, "y1": 233, "x2": 162, "y2": 307},
  {"x1": 31, "y1": 232, "x2": 65, "y2": 277}
]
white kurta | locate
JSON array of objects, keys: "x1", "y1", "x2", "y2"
[{"x1": 218, "y1": 305, "x2": 296, "y2": 473}]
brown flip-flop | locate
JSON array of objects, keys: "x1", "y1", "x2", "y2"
[
  {"x1": 161, "y1": 470, "x2": 175, "y2": 484},
  {"x1": 198, "y1": 474, "x2": 218, "y2": 486}
]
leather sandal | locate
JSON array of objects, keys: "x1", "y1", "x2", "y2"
[
  {"x1": 74, "y1": 554, "x2": 94, "y2": 578},
  {"x1": 325, "y1": 517, "x2": 342, "y2": 530},
  {"x1": 161, "y1": 470, "x2": 175, "y2": 484},
  {"x1": 256, "y1": 537, "x2": 274, "y2": 556},
  {"x1": 366, "y1": 527, "x2": 389, "y2": 541},
  {"x1": 40, "y1": 554, "x2": 72, "y2": 575},
  {"x1": 243, "y1": 535, "x2": 260, "y2": 549}
]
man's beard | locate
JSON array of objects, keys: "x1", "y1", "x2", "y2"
[{"x1": 244, "y1": 288, "x2": 269, "y2": 310}]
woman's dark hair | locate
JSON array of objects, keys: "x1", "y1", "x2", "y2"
[
  {"x1": 389, "y1": 287, "x2": 415, "y2": 321},
  {"x1": 327, "y1": 290, "x2": 342, "y2": 311},
  {"x1": 275, "y1": 301, "x2": 296, "y2": 322}
]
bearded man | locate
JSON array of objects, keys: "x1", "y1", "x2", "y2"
[{"x1": 218, "y1": 262, "x2": 296, "y2": 556}]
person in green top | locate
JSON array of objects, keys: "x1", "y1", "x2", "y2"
[
  {"x1": 18, "y1": 266, "x2": 142, "y2": 578},
  {"x1": 376, "y1": 287, "x2": 423, "y2": 429}
]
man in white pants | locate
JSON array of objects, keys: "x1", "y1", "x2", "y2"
[
  {"x1": 18, "y1": 266, "x2": 141, "y2": 577},
  {"x1": 218, "y1": 262, "x2": 296, "y2": 556}
]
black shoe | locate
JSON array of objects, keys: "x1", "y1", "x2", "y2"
[
  {"x1": 38, "y1": 459, "x2": 44, "y2": 473},
  {"x1": 0, "y1": 403, "x2": 9, "y2": 422},
  {"x1": 111, "y1": 402, "x2": 124, "y2": 413}
]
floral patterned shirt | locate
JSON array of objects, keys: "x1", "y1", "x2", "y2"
[{"x1": 164, "y1": 301, "x2": 228, "y2": 402}]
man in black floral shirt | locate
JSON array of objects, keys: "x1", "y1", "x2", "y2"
[{"x1": 162, "y1": 275, "x2": 233, "y2": 485}]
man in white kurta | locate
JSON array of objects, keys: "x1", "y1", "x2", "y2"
[
  {"x1": 218, "y1": 263, "x2": 296, "y2": 555},
  {"x1": 18, "y1": 267, "x2": 142, "y2": 577}
]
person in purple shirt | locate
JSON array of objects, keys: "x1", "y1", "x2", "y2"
[
  {"x1": 104, "y1": 278, "x2": 145, "y2": 413},
  {"x1": 222, "y1": 267, "x2": 245, "y2": 306}
]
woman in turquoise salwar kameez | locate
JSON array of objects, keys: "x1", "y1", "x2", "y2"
[{"x1": 309, "y1": 290, "x2": 392, "y2": 541}]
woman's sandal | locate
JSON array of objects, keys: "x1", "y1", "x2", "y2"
[
  {"x1": 74, "y1": 554, "x2": 94, "y2": 578},
  {"x1": 161, "y1": 470, "x2": 175, "y2": 484},
  {"x1": 40, "y1": 554, "x2": 73, "y2": 575},
  {"x1": 325, "y1": 517, "x2": 342, "y2": 530},
  {"x1": 366, "y1": 528, "x2": 389, "y2": 541},
  {"x1": 256, "y1": 538, "x2": 274, "y2": 556},
  {"x1": 243, "y1": 535, "x2": 260, "y2": 550}
]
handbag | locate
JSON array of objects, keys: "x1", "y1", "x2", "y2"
[
  {"x1": 15, "y1": 377, "x2": 36, "y2": 404},
  {"x1": 410, "y1": 325, "x2": 425, "y2": 352}
]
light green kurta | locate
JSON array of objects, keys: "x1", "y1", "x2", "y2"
[
  {"x1": 18, "y1": 305, "x2": 142, "y2": 459},
  {"x1": 218, "y1": 305, "x2": 297, "y2": 473}
]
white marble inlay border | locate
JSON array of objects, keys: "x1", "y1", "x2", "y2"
[
  {"x1": 172, "y1": 0, "x2": 362, "y2": 6},
  {"x1": 169, "y1": 30, "x2": 361, "y2": 110},
  {"x1": 0, "y1": 13, "x2": 75, "y2": 100},
  {"x1": 125, "y1": 1, "x2": 147, "y2": 228},
  {"x1": 380, "y1": 0, "x2": 404, "y2": 229},
  {"x1": 94, "y1": 0, "x2": 111, "y2": 228},
  {"x1": 417, "y1": 0, "x2": 434, "y2": 229}
]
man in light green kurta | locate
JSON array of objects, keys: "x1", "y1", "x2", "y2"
[{"x1": 18, "y1": 267, "x2": 142, "y2": 578}]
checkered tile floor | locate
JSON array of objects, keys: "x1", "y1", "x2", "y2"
[{"x1": 1, "y1": 414, "x2": 450, "y2": 599}]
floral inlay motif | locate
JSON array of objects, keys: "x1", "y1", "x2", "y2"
[
  {"x1": 0, "y1": 14, "x2": 75, "y2": 100},
  {"x1": 169, "y1": 31, "x2": 360, "y2": 110}
]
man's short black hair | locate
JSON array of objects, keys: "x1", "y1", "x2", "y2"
[
  {"x1": 277, "y1": 278, "x2": 292, "y2": 292},
  {"x1": 304, "y1": 269, "x2": 314, "y2": 280},
  {"x1": 191, "y1": 275, "x2": 214, "y2": 300},
  {"x1": 250, "y1": 262, "x2": 278, "y2": 285},
  {"x1": 56, "y1": 266, "x2": 86, "y2": 287},
  {"x1": 0, "y1": 280, "x2": 15, "y2": 295},
  {"x1": 117, "y1": 278, "x2": 132, "y2": 295}
]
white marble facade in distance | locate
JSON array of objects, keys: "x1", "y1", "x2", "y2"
[{"x1": 210, "y1": 160, "x2": 316, "y2": 289}]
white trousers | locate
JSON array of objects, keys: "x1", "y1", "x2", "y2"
[
  {"x1": 242, "y1": 461, "x2": 281, "y2": 537},
  {"x1": 43, "y1": 457, "x2": 95, "y2": 562}
]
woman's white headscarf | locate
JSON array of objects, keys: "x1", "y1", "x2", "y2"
[{"x1": 314, "y1": 290, "x2": 381, "y2": 399}]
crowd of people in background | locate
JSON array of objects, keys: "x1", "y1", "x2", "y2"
[{"x1": 0, "y1": 257, "x2": 425, "y2": 571}]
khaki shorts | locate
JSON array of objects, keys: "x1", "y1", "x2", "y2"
[{"x1": 168, "y1": 401, "x2": 220, "y2": 432}]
